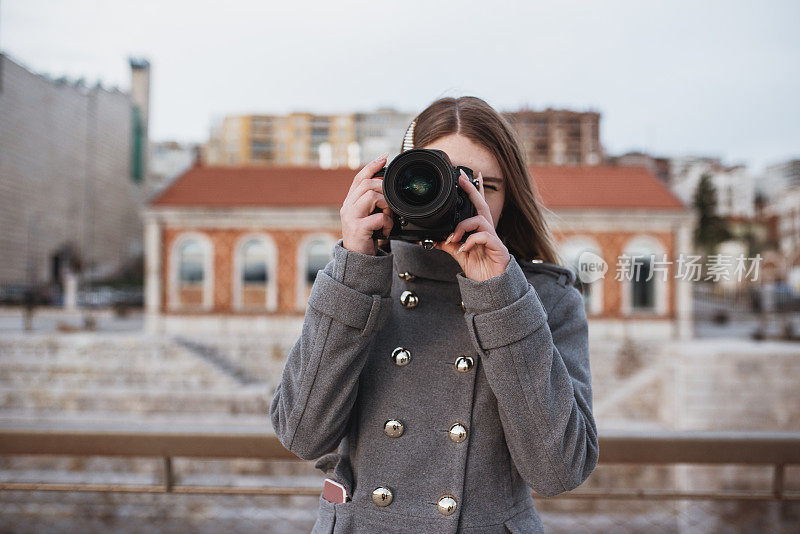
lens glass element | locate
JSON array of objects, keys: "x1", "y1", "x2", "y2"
[{"x1": 396, "y1": 163, "x2": 440, "y2": 206}]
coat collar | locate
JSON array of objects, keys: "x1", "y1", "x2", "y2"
[{"x1": 390, "y1": 239, "x2": 463, "y2": 283}]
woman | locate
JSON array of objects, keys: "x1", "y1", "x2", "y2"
[{"x1": 270, "y1": 96, "x2": 598, "y2": 533}]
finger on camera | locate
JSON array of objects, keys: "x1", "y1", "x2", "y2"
[
  {"x1": 380, "y1": 214, "x2": 394, "y2": 238},
  {"x1": 344, "y1": 179, "x2": 386, "y2": 213},
  {"x1": 353, "y1": 190, "x2": 389, "y2": 217},
  {"x1": 349, "y1": 178, "x2": 385, "y2": 203},
  {"x1": 459, "y1": 231, "x2": 497, "y2": 253},
  {"x1": 362, "y1": 212, "x2": 391, "y2": 234},
  {"x1": 450, "y1": 215, "x2": 492, "y2": 243},
  {"x1": 459, "y1": 171, "x2": 492, "y2": 222},
  {"x1": 349, "y1": 154, "x2": 388, "y2": 196},
  {"x1": 352, "y1": 189, "x2": 389, "y2": 218}
]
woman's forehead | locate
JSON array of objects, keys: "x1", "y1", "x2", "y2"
[{"x1": 422, "y1": 134, "x2": 503, "y2": 180}]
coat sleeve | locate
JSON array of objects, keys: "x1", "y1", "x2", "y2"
[
  {"x1": 456, "y1": 255, "x2": 599, "y2": 497},
  {"x1": 269, "y1": 239, "x2": 394, "y2": 460}
]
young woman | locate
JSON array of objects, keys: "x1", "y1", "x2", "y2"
[{"x1": 270, "y1": 96, "x2": 598, "y2": 533}]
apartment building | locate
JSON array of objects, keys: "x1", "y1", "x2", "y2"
[
  {"x1": 502, "y1": 108, "x2": 604, "y2": 166},
  {"x1": 203, "y1": 108, "x2": 416, "y2": 169}
]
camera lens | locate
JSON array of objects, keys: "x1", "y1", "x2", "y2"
[{"x1": 396, "y1": 163, "x2": 440, "y2": 206}]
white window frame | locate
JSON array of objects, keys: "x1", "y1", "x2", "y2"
[
  {"x1": 296, "y1": 233, "x2": 337, "y2": 311},
  {"x1": 559, "y1": 236, "x2": 604, "y2": 316},
  {"x1": 232, "y1": 233, "x2": 278, "y2": 312},
  {"x1": 621, "y1": 235, "x2": 668, "y2": 316},
  {"x1": 169, "y1": 232, "x2": 214, "y2": 311}
]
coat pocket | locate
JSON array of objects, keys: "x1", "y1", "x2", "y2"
[
  {"x1": 311, "y1": 495, "x2": 336, "y2": 534},
  {"x1": 503, "y1": 505, "x2": 545, "y2": 534}
]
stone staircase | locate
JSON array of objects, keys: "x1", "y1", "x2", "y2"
[
  {"x1": 0, "y1": 332, "x2": 321, "y2": 533},
  {"x1": 0, "y1": 333, "x2": 275, "y2": 422}
]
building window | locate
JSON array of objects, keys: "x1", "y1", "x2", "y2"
[
  {"x1": 233, "y1": 235, "x2": 277, "y2": 311},
  {"x1": 297, "y1": 234, "x2": 336, "y2": 309},
  {"x1": 243, "y1": 240, "x2": 268, "y2": 283},
  {"x1": 622, "y1": 236, "x2": 668, "y2": 316},
  {"x1": 178, "y1": 240, "x2": 204, "y2": 306},
  {"x1": 559, "y1": 236, "x2": 604, "y2": 316},
  {"x1": 179, "y1": 241, "x2": 204, "y2": 283},
  {"x1": 631, "y1": 256, "x2": 655, "y2": 310},
  {"x1": 170, "y1": 234, "x2": 213, "y2": 310},
  {"x1": 306, "y1": 241, "x2": 330, "y2": 283}
]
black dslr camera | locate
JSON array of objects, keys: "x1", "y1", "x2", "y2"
[{"x1": 371, "y1": 148, "x2": 481, "y2": 249}]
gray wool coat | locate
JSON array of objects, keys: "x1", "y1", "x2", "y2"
[{"x1": 270, "y1": 238, "x2": 599, "y2": 533}]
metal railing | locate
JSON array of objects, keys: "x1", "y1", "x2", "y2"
[{"x1": 1, "y1": 429, "x2": 798, "y2": 501}]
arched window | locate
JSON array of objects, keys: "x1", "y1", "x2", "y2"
[
  {"x1": 179, "y1": 241, "x2": 204, "y2": 284},
  {"x1": 243, "y1": 240, "x2": 268, "y2": 283},
  {"x1": 621, "y1": 236, "x2": 668, "y2": 315},
  {"x1": 233, "y1": 234, "x2": 277, "y2": 311},
  {"x1": 296, "y1": 234, "x2": 336, "y2": 309},
  {"x1": 170, "y1": 234, "x2": 213, "y2": 310},
  {"x1": 632, "y1": 257, "x2": 655, "y2": 310},
  {"x1": 559, "y1": 236, "x2": 604, "y2": 316}
]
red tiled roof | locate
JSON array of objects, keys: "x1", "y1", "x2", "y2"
[
  {"x1": 150, "y1": 163, "x2": 686, "y2": 211},
  {"x1": 530, "y1": 166, "x2": 686, "y2": 210}
]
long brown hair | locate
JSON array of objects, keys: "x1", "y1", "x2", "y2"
[{"x1": 404, "y1": 96, "x2": 560, "y2": 265}]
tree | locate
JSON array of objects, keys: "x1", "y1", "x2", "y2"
[{"x1": 692, "y1": 173, "x2": 731, "y2": 256}]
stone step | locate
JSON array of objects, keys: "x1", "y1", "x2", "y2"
[
  {"x1": 0, "y1": 364, "x2": 245, "y2": 383},
  {"x1": 0, "y1": 372, "x2": 246, "y2": 390},
  {"x1": 0, "y1": 409, "x2": 271, "y2": 428},
  {"x1": 0, "y1": 386, "x2": 271, "y2": 415}
]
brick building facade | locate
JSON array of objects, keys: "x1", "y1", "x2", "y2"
[{"x1": 143, "y1": 164, "x2": 692, "y2": 340}]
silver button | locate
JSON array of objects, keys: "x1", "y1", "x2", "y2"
[
  {"x1": 391, "y1": 347, "x2": 411, "y2": 366},
  {"x1": 398, "y1": 271, "x2": 416, "y2": 281},
  {"x1": 449, "y1": 422, "x2": 467, "y2": 443},
  {"x1": 437, "y1": 495, "x2": 457, "y2": 516},
  {"x1": 400, "y1": 290, "x2": 419, "y2": 309},
  {"x1": 384, "y1": 419, "x2": 404, "y2": 438},
  {"x1": 372, "y1": 487, "x2": 393, "y2": 507},
  {"x1": 454, "y1": 356, "x2": 474, "y2": 373},
  {"x1": 460, "y1": 300, "x2": 466, "y2": 312}
]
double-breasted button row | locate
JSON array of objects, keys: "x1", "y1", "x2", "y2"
[
  {"x1": 392, "y1": 348, "x2": 473, "y2": 374},
  {"x1": 389, "y1": 282, "x2": 463, "y2": 516},
  {"x1": 382, "y1": 419, "x2": 466, "y2": 442},
  {"x1": 371, "y1": 487, "x2": 457, "y2": 515}
]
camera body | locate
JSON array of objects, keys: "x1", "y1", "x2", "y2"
[{"x1": 371, "y1": 148, "x2": 481, "y2": 245}]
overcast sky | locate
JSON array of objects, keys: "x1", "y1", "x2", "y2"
[{"x1": 2, "y1": 0, "x2": 798, "y2": 173}]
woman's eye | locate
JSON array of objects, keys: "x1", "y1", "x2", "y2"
[{"x1": 484, "y1": 185, "x2": 498, "y2": 191}]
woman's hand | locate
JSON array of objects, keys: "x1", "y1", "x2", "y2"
[
  {"x1": 341, "y1": 153, "x2": 393, "y2": 256},
  {"x1": 434, "y1": 170, "x2": 511, "y2": 282}
]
